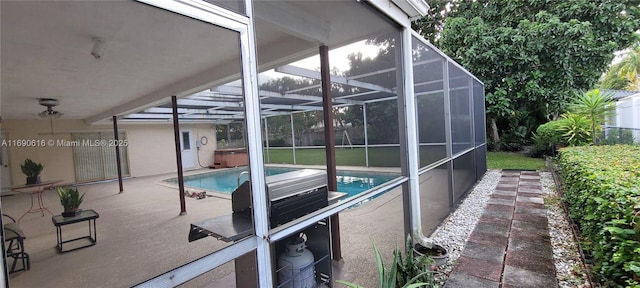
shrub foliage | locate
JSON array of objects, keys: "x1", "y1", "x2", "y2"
[
  {"x1": 557, "y1": 145, "x2": 640, "y2": 287},
  {"x1": 532, "y1": 114, "x2": 591, "y2": 156}
]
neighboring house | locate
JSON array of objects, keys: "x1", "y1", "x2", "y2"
[{"x1": 602, "y1": 89, "x2": 640, "y2": 143}]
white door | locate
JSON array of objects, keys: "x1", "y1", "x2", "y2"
[
  {"x1": 1, "y1": 132, "x2": 12, "y2": 189},
  {"x1": 180, "y1": 130, "x2": 195, "y2": 169}
]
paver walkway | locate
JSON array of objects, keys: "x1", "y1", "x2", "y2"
[{"x1": 445, "y1": 171, "x2": 558, "y2": 288}]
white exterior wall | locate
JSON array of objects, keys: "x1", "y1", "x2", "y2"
[{"x1": 1, "y1": 119, "x2": 216, "y2": 186}]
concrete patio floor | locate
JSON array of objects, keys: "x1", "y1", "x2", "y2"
[{"x1": 2, "y1": 167, "x2": 419, "y2": 288}]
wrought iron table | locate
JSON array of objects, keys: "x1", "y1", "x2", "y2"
[
  {"x1": 52, "y1": 209, "x2": 99, "y2": 253},
  {"x1": 11, "y1": 180, "x2": 62, "y2": 222}
]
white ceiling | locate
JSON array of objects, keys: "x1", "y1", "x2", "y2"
[{"x1": 1, "y1": 0, "x2": 397, "y2": 124}]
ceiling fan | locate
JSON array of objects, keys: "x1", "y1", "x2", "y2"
[
  {"x1": 36, "y1": 98, "x2": 64, "y2": 119},
  {"x1": 36, "y1": 98, "x2": 63, "y2": 135}
]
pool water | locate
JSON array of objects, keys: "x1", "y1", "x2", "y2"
[{"x1": 172, "y1": 167, "x2": 397, "y2": 199}]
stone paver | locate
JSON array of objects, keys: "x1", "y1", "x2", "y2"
[
  {"x1": 453, "y1": 256, "x2": 503, "y2": 282},
  {"x1": 487, "y1": 198, "x2": 516, "y2": 206},
  {"x1": 468, "y1": 230, "x2": 509, "y2": 248},
  {"x1": 515, "y1": 195, "x2": 544, "y2": 204},
  {"x1": 462, "y1": 242, "x2": 506, "y2": 264},
  {"x1": 445, "y1": 170, "x2": 558, "y2": 288},
  {"x1": 445, "y1": 273, "x2": 499, "y2": 288},
  {"x1": 502, "y1": 265, "x2": 558, "y2": 287},
  {"x1": 493, "y1": 190, "x2": 517, "y2": 197}
]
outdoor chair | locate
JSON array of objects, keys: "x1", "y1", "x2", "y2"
[{"x1": 3, "y1": 214, "x2": 30, "y2": 273}]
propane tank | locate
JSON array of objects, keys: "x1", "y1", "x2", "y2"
[{"x1": 277, "y1": 234, "x2": 315, "y2": 288}]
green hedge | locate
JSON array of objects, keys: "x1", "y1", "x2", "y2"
[{"x1": 557, "y1": 145, "x2": 640, "y2": 287}]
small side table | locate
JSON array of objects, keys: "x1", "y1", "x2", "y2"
[{"x1": 51, "y1": 209, "x2": 99, "y2": 253}]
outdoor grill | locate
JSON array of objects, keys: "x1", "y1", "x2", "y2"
[{"x1": 189, "y1": 169, "x2": 342, "y2": 287}]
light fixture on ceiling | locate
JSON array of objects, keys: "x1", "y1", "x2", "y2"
[
  {"x1": 37, "y1": 98, "x2": 63, "y2": 136},
  {"x1": 37, "y1": 98, "x2": 63, "y2": 119},
  {"x1": 91, "y1": 38, "x2": 105, "y2": 59}
]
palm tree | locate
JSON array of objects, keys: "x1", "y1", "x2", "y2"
[
  {"x1": 568, "y1": 89, "x2": 616, "y2": 144},
  {"x1": 617, "y1": 47, "x2": 640, "y2": 89},
  {"x1": 601, "y1": 62, "x2": 630, "y2": 90}
]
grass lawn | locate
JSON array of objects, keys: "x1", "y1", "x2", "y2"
[
  {"x1": 264, "y1": 148, "x2": 546, "y2": 171},
  {"x1": 264, "y1": 146, "x2": 447, "y2": 167},
  {"x1": 264, "y1": 147, "x2": 400, "y2": 167},
  {"x1": 486, "y1": 152, "x2": 546, "y2": 171}
]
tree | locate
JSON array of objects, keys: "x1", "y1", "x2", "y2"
[
  {"x1": 411, "y1": 0, "x2": 460, "y2": 44},
  {"x1": 421, "y1": 0, "x2": 640, "y2": 148},
  {"x1": 600, "y1": 62, "x2": 631, "y2": 90},
  {"x1": 618, "y1": 47, "x2": 640, "y2": 87},
  {"x1": 341, "y1": 33, "x2": 401, "y2": 144},
  {"x1": 602, "y1": 46, "x2": 640, "y2": 90},
  {"x1": 260, "y1": 77, "x2": 323, "y2": 145}
]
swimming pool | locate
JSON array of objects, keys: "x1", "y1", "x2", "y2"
[{"x1": 169, "y1": 167, "x2": 398, "y2": 199}]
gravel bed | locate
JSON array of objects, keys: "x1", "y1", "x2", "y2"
[
  {"x1": 429, "y1": 170, "x2": 501, "y2": 285},
  {"x1": 541, "y1": 172, "x2": 591, "y2": 288}
]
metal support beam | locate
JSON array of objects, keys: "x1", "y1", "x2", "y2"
[
  {"x1": 401, "y1": 28, "x2": 424, "y2": 246},
  {"x1": 264, "y1": 117, "x2": 270, "y2": 163},
  {"x1": 172, "y1": 96, "x2": 187, "y2": 215},
  {"x1": 276, "y1": 65, "x2": 395, "y2": 93},
  {"x1": 396, "y1": 29, "x2": 412, "y2": 243},
  {"x1": 112, "y1": 116, "x2": 124, "y2": 194},
  {"x1": 443, "y1": 61, "x2": 455, "y2": 208},
  {"x1": 243, "y1": 0, "x2": 272, "y2": 285},
  {"x1": 363, "y1": 103, "x2": 369, "y2": 167},
  {"x1": 291, "y1": 114, "x2": 296, "y2": 164},
  {"x1": 320, "y1": 45, "x2": 342, "y2": 261}
]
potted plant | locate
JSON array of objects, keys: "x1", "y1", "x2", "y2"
[
  {"x1": 56, "y1": 187, "x2": 86, "y2": 217},
  {"x1": 336, "y1": 238, "x2": 435, "y2": 288},
  {"x1": 397, "y1": 235, "x2": 436, "y2": 287},
  {"x1": 20, "y1": 158, "x2": 44, "y2": 185}
]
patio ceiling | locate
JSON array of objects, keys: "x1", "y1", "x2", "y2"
[{"x1": 1, "y1": 0, "x2": 399, "y2": 125}]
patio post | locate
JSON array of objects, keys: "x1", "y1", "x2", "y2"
[
  {"x1": 320, "y1": 45, "x2": 342, "y2": 261},
  {"x1": 264, "y1": 116, "x2": 270, "y2": 163},
  {"x1": 290, "y1": 113, "x2": 296, "y2": 164},
  {"x1": 443, "y1": 61, "x2": 455, "y2": 209},
  {"x1": 363, "y1": 103, "x2": 369, "y2": 167},
  {"x1": 112, "y1": 116, "x2": 124, "y2": 194},
  {"x1": 172, "y1": 95, "x2": 187, "y2": 215}
]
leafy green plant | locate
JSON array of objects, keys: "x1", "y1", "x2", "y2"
[
  {"x1": 556, "y1": 145, "x2": 640, "y2": 286},
  {"x1": 531, "y1": 113, "x2": 592, "y2": 156},
  {"x1": 336, "y1": 239, "x2": 431, "y2": 288},
  {"x1": 557, "y1": 113, "x2": 591, "y2": 147},
  {"x1": 396, "y1": 236, "x2": 435, "y2": 287},
  {"x1": 20, "y1": 158, "x2": 43, "y2": 178},
  {"x1": 568, "y1": 89, "x2": 616, "y2": 144},
  {"x1": 56, "y1": 187, "x2": 86, "y2": 213},
  {"x1": 531, "y1": 120, "x2": 564, "y2": 156}
]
